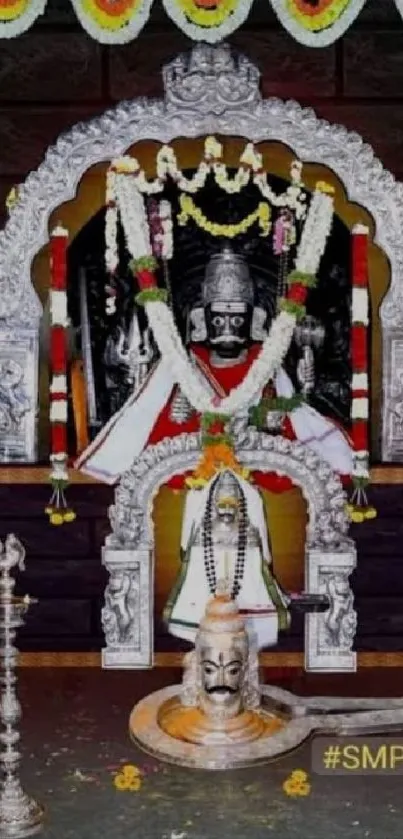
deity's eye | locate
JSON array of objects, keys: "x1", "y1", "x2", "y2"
[
  {"x1": 212, "y1": 315, "x2": 225, "y2": 328},
  {"x1": 226, "y1": 665, "x2": 241, "y2": 676},
  {"x1": 230, "y1": 315, "x2": 244, "y2": 328},
  {"x1": 202, "y1": 663, "x2": 217, "y2": 675}
]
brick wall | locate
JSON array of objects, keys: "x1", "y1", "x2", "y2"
[{"x1": 0, "y1": 482, "x2": 401, "y2": 653}]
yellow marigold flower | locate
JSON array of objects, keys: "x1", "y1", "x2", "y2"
[
  {"x1": 282, "y1": 770, "x2": 311, "y2": 797},
  {"x1": 127, "y1": 777, "x2": 142, "y2": 792},
  {"x1": 121, "y1": 764, "x2": 140, "y2": 780},
  {"x1": 63, "y1": 510, "x2": 76, "y2": 523},
  {"x1": 350, "y1": 510, "x2": 365, "y2": 524},
  {"x1": 364, "y1": 506, "x2": 377, "y2": 520},
  {"x1": 114, "y1": 773, "x2": 129, "y2": 791},
  {"x1": 316, "y1": 181, "x2": 335, "y2": 195},
  {"x1": 290, "y1": 769, "x2": 308, "y2": 782},
  {"x1": 50, "y1": 512, "x2": 64, "y2": 526}
]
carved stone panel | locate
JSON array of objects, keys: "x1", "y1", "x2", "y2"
[
  {"x1": 0, "y1": 328, "x2": 38, "y2": 462},
  {"x1": 305, "y1": 547, "x2": 357, "y2": 673},
  {"x1": 101, "y1": 547, "x2": 153, "y2": 668}
]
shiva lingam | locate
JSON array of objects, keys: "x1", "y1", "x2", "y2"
[
  {"x1": 130, "y1": 580, "x2": 289, "y2": 769},
  {"x1": 130, "y1": 579, "x2": 403, "y2": 770},
  {"x1": 0, "y1": 535, "x2": 43, "y2": 838}
]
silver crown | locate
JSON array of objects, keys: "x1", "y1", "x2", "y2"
[
  {"x1": 214, "y1": 470, "x2": 242, "y2": 505},
  {"x1": 163, "y1": 44, "x2": 261, "y2": 116},
  {"x1": 203, "y1": 247, "x2": 254, "y2": 307}
]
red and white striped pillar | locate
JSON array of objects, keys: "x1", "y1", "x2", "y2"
[
  {"x1": 47, "y1": 223, "x2": 75, "y2": 525},
  {"x1": 350, "y1": 223, "x2": 374, "y2": 519}
]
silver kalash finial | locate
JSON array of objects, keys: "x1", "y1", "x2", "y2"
[{"x1": 0, "y1": 535, "x2": 43, "y2": 838}]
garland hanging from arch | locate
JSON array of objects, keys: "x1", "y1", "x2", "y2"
[
  {"x1": 69, "y1": 0, "x2": 153, "y2": 44},
  {"x1": 0, "y1": 0, "x2": 46, "y2": 37},
  {"x1": 161, "y1": 0, "x2": 254, "y2": 42},
  {"x1": 270, "y1": 0, "x2": 367, "y2": 47}
]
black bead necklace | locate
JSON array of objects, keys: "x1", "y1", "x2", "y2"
[{"x1": 202, "y1": 476, "x2": 248, "y2": 599}]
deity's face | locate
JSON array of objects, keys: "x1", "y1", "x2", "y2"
[
  {"x1": 199, "y1": 645, "x2": 245, "y2": 716},
  {"x1": 216, "y1": 500, "x2": 238, "y2": 526},
  {"x1": 205, "y1": 302, "x2": 252, "y2": 360}
]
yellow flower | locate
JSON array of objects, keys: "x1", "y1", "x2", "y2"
[
  {"x1": 290, "y1": 769, "x2": 308, "y2": 782},
  {"x1": 351, "y1": 511, "x2": 365, "y2": 523},
  {"x1": 205, "y1": 136, "x2": 222, "y2": 159},
  {"x1": 286, "y1": 0, "x2": 350, "y2": 32},
  {"x1": 364, "y1": 506, "x2": 377, "y2": 520},
  {"x1": 315, "y1": 180, "x2": 335, "y2": 195},
  {"x1": 114, "y1": 773, "x2": 130, "y2": 791},
  {"x1": 282, "y1": 770, "x2": 311, "y2": 797},
  {"x1": 49, "y1": 512, "x2": 64, "y2": 526},
  {"x1": 121, "y1": 764, "x2": 141, "y2": 780},
  {"x1": 176, "y1": 0, "x2": 238, "y2": 28},
  {"x1": 45, "y1": 506, "x2": 54, "y2": 516},
  {"x1": 127, "y1": 777, "x2": 142, "y2": 791},
  {"x1": 63, "y1": 510, "x2": 76, "y2": 523},
  {"x1": 282, "y1": 771, "x2": 311, "y2": 797},
  {"x1": 81, "y1": 0, "x2": 140, "y2": 32},
  {"x1": 6, "y1": 185, "x2": 19, "y2": 211},
  {"x1": 114, "y1": 764, "x2": 142, "y2": 791}
]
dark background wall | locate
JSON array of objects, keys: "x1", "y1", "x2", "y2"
[{"x1": 1, "y1": 0, "x2": 403, "y2": 652}]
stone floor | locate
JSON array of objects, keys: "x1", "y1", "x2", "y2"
[{"x1": 15, "y1": 668, "x2": 403, "y2": 839}]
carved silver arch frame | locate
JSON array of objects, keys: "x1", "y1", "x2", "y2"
[
  {"x1": 102, "y1": 432, "x2": 357, "y2": 673},
  {"x1": 0, "y1": 43, "x2": 401, "y2": 461}
]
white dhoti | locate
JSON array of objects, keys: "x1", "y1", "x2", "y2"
[{"x1": 167, "y1": 545, "x2": 288, "y2": 649}]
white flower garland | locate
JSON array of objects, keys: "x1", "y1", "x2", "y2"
[
  {"x1": 108, "y1": 137, "x2": 306, "y2": 207},
  {"x1": 161, "y1": 0, "x2": 254, "y2": 44},
  {"x1": 0, "y1": 0, "x2": 47, "y2": 38},
  {"x1": 70, "y1": 0, "x2": 153, "y2": 45},
  {"x1": 127, "y1": 183, "x2": 334, "y2": 415}
]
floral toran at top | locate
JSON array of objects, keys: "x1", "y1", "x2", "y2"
[{"x1": 1, "y1": 0, "x2": 403, "y2": 45}]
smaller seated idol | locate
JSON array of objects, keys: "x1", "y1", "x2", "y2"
[{"x1": 164, "y1": 470, "x2": 290, "y2": 649}]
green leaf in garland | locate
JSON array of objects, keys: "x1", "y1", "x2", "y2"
[
  {"x1": 129, "y1": 255, "x2": 158, "y2": 273},
  {"x1": 280, "y1": 298, "x2": 306, "y2": 319},
  {"x1": 136, "y1": 288, "x2": 168, "y2": 306},
  {"x1": 287, "y1": 269, "x2": 317, "y2": 288}
]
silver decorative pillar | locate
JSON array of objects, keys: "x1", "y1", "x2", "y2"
[{"x1": 0, "y1": 535, "x2": 43, "y2": 838}]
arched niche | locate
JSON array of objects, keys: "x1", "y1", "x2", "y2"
[
  {"x1": 102, "y1": 432, "x2": 356, "y2": 673},
  {"x1": 0, "y1": 44, "x2": 397, "y2": 465},
  {"x1": 33, "y1": 137, "x2": 388, "y2": 461}
]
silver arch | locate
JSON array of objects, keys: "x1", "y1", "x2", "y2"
[
  {"x1": 0, "y1": 43, "x2": 401, "y2": 461},
  {"x1": 102, "y1": 433, "x2": 356, "y2": 673}
]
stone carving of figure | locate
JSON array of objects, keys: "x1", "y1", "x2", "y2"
[
  {"x1": 76, "y1": 245, "x2": 353, "y2": 487},
  {"x1": 101, "y1": 571, "x2": 139, "y2": 646},
  {"x1": 164, "y1": 470, "x2": 290, "y2": 650},
  {"x1": 0, "y1": 534, "x2": 25, "y2": 574},
  {"x1": 0, "y1": 359, "x2": 30, "y2": 431},
  {"x1": 324, "y1": 573, "x2": 356, "y2": 650}
]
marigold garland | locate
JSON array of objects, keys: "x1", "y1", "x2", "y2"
[
  {"x1": 70, "y1": 0, "x2": 152, "y2": 43},
  {"x1": 285, "y1": 0, "x2": 351, "y2": 31},
  {"x1": 271, "y1": 0, "x2": 366, "y2": 46},
  {"x1": 172, "y1": 0, "x2": 237, "y2": 26},
  {"x1": 0, "y1": 0, "x2": 46, "y2": 35},
  {"x1": 178, "y1": 194, "x2": 271, "y2": 239},
  {"x1": 186, "y1": 441, "x2": 250, "y2": 489},
  {"x1": 162, "y1": 0, "x2": 254, "y2": 41}
]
